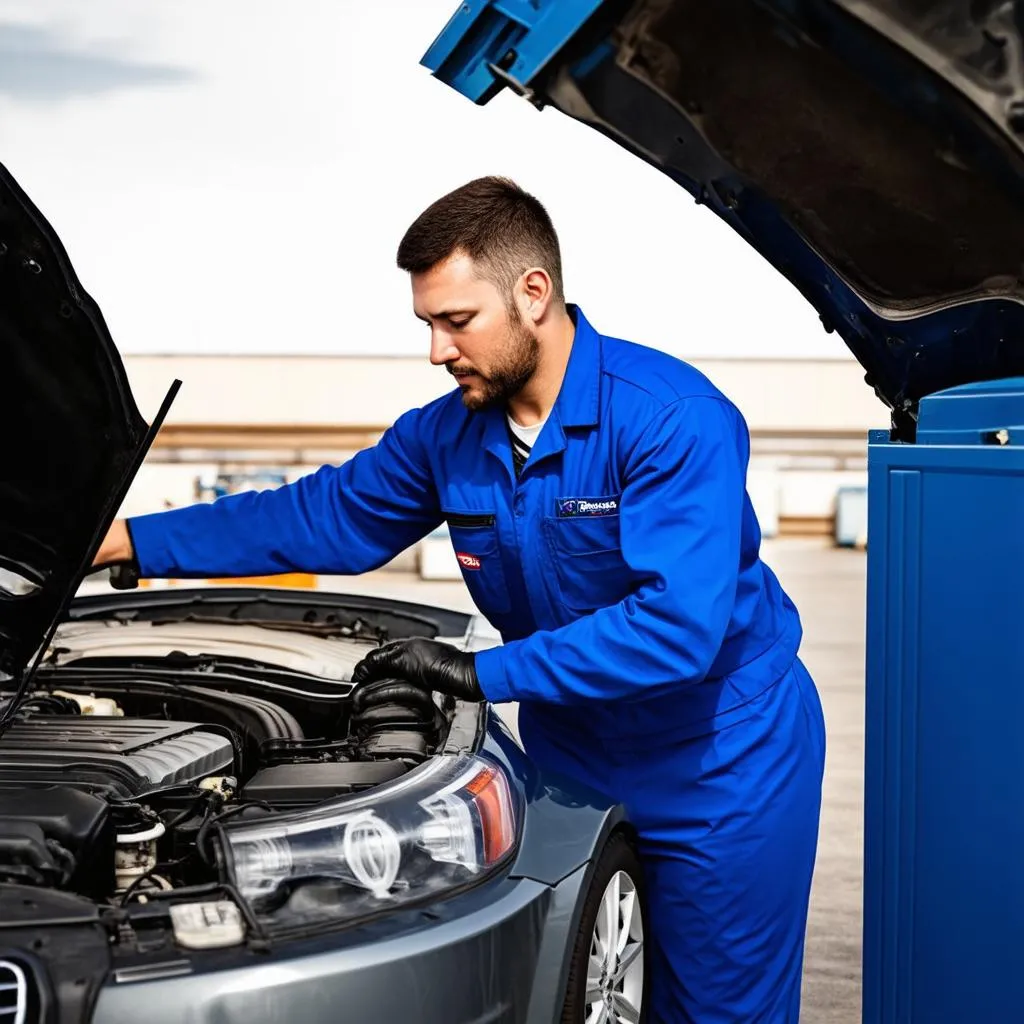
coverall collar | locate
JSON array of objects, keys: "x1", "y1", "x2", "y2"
[
  {"x1": 481, "y1": 304, "x2": 602, "y2": 478},
  {"x1": 554, "y1": 304, "x2": 602, "y2": 429}
]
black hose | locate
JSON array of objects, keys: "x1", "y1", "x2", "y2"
[
  {"x1": 165, "y1": 791, "x2": 218, "y2": 830},
  {"x1": 197, "y1": 802, "x2": 274, "y2": 866},
  {"x1": 119, "y1": 862, "x2": 182, "y2": 906},
  {"x1": 108, "y1": 782, "x2": 202, "y2": 805}
]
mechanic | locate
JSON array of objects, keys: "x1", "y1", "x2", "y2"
[{"x1": 95, "y1": 176, "x2": 826, "y2": 1023}]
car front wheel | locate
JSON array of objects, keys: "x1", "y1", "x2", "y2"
[{"x1": 560, "y1": 831, "x2": 648, "y2": 1023}]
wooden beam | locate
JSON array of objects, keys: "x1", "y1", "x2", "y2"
[
  {"x1": 152, "y1": 422, "x2": 871, "y2": 450},
  {"x1": 152, "y1": 424, "x2": 385, "y2": 450}
]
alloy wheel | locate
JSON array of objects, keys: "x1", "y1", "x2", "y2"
[{"x1": 584, "y1": 869, "x2": 644, "y2": 1023}]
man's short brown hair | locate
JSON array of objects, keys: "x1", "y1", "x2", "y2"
[{"x1": 396, "y1": 176, "x2": 564, "y2": 303}]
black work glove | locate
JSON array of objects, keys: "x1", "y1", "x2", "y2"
[
  {"x1": 108, "y1": 561, "x2": 140, "y2": 591},
  {"x1": 352, "y1": 639, "x2": 484, "y2": 703}
]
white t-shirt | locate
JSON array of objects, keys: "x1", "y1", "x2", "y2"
[
  {"x1": 507, "y1": 415, "x2": 546, "y2": 447},
  {"x1": 507, "y1": 414, "x2": 547, "y2": 475}
]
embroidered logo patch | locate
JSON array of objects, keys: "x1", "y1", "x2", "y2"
[
  {"x1": 556, "y1": 496, "x2": 620, "y2": 518},
  {"x1": 456, "y1": 552, "x2": 482, "y2": 570}
]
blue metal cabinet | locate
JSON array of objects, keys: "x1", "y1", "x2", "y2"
[{"x1": 863, "y1": 379, "x2": 1024, "y2": 1023}]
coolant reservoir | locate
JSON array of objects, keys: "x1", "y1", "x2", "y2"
[
  {"x1": 170, "y1": 901, "x2": 246, "y2": 949},
  {"x1": 115, "y1": 821, "x2": 165, "y2": 891},
  {"x1": 51, "y1": 690, "x2": 124, "y2": 716}
]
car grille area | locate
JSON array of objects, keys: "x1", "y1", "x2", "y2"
[
  {"x1": 0, "y1": 960, "x2": 27, "y2": 1024},
  {"x1": 0, "y1": 717, "x2": 233, "y2": 798},
  {"x1": 0, "y1": 887, "x2": 112, "y2": 1024}
]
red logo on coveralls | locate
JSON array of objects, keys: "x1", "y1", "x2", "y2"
[{"x1": 456, "y1": 552, "x2": 482, "y2": 570}]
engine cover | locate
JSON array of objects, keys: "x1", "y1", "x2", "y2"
[{"x1": 0, "y1": 717, "x2": 233, "y2": 798}]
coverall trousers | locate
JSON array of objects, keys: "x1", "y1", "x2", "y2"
[{"x1": 519, "y1": 659, "x2": 826, "y2": 1023}]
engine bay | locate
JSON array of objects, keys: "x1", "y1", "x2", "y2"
[{"x1": 0, "y1": 608, "x2": 465, "y2": 911}]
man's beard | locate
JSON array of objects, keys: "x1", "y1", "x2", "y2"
[{"x1": 457, "y1": 309, "x2": 539, "y2": 412}]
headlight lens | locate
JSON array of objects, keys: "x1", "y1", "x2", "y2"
[{"x1": 220, "y1": 754, "x2": 520, "y2": 922}]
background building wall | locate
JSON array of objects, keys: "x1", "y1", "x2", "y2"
[
  {"x1": 123, "y1": 353, "x2": 889, "y2": 434},
  {"x1": 119, "y1": 354, "x2": 888, "y2": 566}
]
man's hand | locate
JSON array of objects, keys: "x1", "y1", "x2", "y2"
[
  {"x1": 93, "y1": 520, "x2": 134, "y2": 567},
  {"x1": 352, "y1": 639, "x2": 484, "y2": 703},
  {"x1": 92, "y1": 520, "x2": 140, "y2": 589}
]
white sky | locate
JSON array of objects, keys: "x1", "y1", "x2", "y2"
[{"x1": 0, "y1": 0, "x2": 850, "y2": 359}]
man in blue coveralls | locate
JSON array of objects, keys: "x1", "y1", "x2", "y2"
[{"x1": 96, "y1": 177, "x2": 827, "y2": 1022}]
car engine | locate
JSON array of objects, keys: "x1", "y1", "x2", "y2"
[
  {"x1": 0, "y1": 717, "x2": 234, "y2": 797},
  {"x1": 0, "y1": 617, "x2": 454, "y2": 906}
]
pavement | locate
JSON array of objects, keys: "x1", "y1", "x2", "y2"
[
  {"x1": 324, "y1": 536, "x2": 867, "y2": 1023},
  {"x1": 773, "y1": 540, "x2": 866, "y2": 1024}
]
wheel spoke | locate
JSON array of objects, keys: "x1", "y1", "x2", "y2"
[
  {"x1": 616, "y1": 889, "x2": 636, "y2": 955},
  {"x1": 601, "y1": 873, "x2": 621, "y2": 967},
  {"x1": 613, "y1": 940, "x2": 643, "y2": 982},
  {"x1": 611, "y1": 991, "x2": 641, "y2": 1023}
]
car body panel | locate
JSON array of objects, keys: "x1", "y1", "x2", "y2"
[
  {"x1": 92, "y1": 871, "x2": 582, "y2": 1024},
  {"x1": 66, "y1": 586, "x2": 479, "y2": 644},
  {"x1": 48, "y1": 619, "x2": 377, "y2": 682},
  {"x1": 0, "y1": 161, "x2": 179, "y2": 700},
  {"x1": 424, "y1": 0, "x2": 1024, "y2": 438},
  {"x1": 484, "y1": 708, "x2": 631, "y2": 887}
]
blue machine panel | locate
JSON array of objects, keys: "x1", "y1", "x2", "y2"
[
  {"x1": 421, "y1": 0, "x2": 605, "y2": 104},
  {"x1": 864, "y1": 378, "x2": 1024, "y2": 1023}
]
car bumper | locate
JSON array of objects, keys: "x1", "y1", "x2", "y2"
[{"x1": 92, "y1": 865, "x2": 588, "y2": 1024}]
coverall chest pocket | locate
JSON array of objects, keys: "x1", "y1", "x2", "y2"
[
  {"x1": 445, "y1": 512, "x2": 511, "y2": 618},
  {"x1": 544, "y1": 513, "x2": 630, "y2": 617}
]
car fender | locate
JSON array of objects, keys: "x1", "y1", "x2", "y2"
[{"x1": 481, "y1": 709, "x2": 635, "y2": 885}]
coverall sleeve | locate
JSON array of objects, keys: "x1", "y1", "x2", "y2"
[
  {"x1": 128, "y1": 406, "x2": 442, "y2": 578},
  {"x1": 474, "y1": 396, "x2": 747, "y2": 704}
]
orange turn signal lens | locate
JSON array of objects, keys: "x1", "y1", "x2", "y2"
[{"x1": 465, "y1": 764, "x2": 516, "y2": 865}]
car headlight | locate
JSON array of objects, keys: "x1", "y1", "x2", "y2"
[{"x1": 219, "y1": 753, "x2": 520, "y2": 924}]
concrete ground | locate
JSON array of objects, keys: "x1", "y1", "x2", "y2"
[
  {"x1": 775, "y1": 540, "x2": 866, "y2": 1024},
  {"x1": 330, "y1": 536, "x2": 867, "y2": 1022}
]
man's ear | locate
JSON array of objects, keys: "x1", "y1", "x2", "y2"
[{"x1": 518, "y1": 267, "x2": 554, "y2": 324}]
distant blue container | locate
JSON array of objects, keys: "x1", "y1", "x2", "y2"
[
  {"x1": 863, "y1": 378, "x2": 1024, "y2": 1023},
  {"x1": 835, "y1": 485, "x2": 868, "y2": 547}
]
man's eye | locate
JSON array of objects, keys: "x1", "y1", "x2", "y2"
[{"x1": 450, "y1": 319, "x2": 471, "y2": 329}]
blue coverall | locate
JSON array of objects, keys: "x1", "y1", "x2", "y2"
[{"x1": 130, "y1": 306, "x2": 826, "y2": 1022}]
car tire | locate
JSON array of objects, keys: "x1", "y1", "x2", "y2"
[{"x1": 560, "y1": 831, "x2": 649, "y2": 1024}]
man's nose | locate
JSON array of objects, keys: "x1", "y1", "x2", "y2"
[{"x1": 430, "y1": 331, "x2": 460, "y2": 366}]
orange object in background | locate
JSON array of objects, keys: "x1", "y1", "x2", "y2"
[
  {"x1": 208, "y1": 573, "x2": 318, "y2": 588},
  {"x1": 137, "y1": 574, "x2": 318, "y2": 589}
]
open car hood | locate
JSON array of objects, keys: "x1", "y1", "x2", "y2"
[
  {"x1": 0, "y1": 162, "x2": 177, "y2": 702},
  {"x1": 424, "y1": 0, "x2": 1024, "y2": 438}
]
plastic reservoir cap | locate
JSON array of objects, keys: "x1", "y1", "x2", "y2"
[
  {"x1": 170, "y1": 901, "x2": 246, "y2": 949},
  {"x1": 917, "y1": 377, "x2": 1024, "y2": 446},
  {"x1": 51, "y1": 690, "x2": 124, "y2": 716}
]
